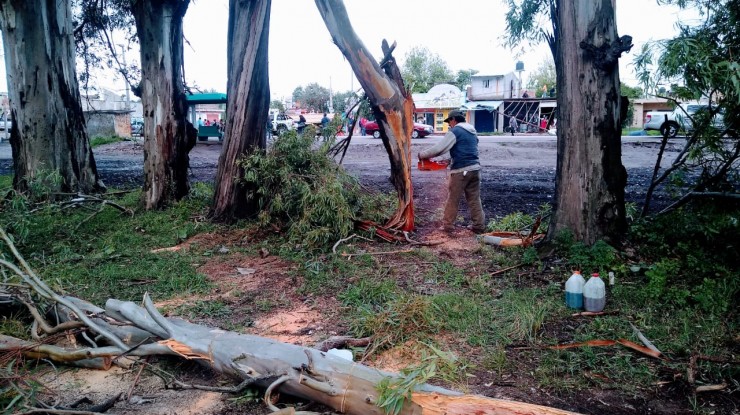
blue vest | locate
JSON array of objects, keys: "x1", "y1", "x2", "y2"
[{"x1": 449, "y1": 125, "x2": 479, "y2": 170}]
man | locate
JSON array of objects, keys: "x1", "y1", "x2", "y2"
[
  {"x1": 418, "y1": 110, "x2": 486, "y2": 234},
  {"x1": 320, "y1": 113, "x2": 330, "y2": 128}
]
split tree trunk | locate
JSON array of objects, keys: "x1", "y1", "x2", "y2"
[
  {"x1": 210, "y1": 0, "x2": 271, "y2": 221},
  {"x1": 0, "y1": 0, "x2": 103, "y2": 194},
  {"x1": 132, "y1": 0, "x2": 195, "y2": 210},
  {"x1": 548, "y1": 0, "x2": 629, "y2": 245},
  {"x1": 315, "y1": 0, "x2": 415, "y2": 232}
]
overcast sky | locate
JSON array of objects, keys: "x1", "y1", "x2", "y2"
[{"x1": 0, "y1": 0, "x2": 701, "y2": 100}]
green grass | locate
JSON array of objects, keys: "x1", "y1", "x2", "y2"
[
  {"x1": 90, "y1": 135, "x2": 124, "y2": 147},
  {"x1": 0, "y1": 180, "x2": 215, "y2": 304}
]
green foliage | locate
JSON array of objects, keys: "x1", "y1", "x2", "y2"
[
  {"x1": 292, "y1": 83, "x2": 330, "y2": 112},
  {"x1": 89, "y1": 135, "x2": 123, "y2": 147},
  {"x1": 269, "y1": 99, "x2": 285, "y2": 112},
  {"x1": 239, "y1": 131, "x2": 388, "y2": 250},
  {"x1": 526, "y1": 57, "x2": 556, "y2": 98},
  {"x1": 0, "y1": 182, "x2": 214, "y2": 303},
  {"x1": 400, "y1": 46, "x2": 454, "y2": 93},
  {"x1": 504, "y1": 0, "x2": 556, "y2": 56},
  {"x1": 454, "y1": 68, "x2": 479, "y2": 90},
  {"x1": 350, "y1": 295, "x2": 438, "y2": 350},
  {"x1": 554, "y1": 230, "x2": 619, "y2": 274},
  {"x1": 376, "y1": 344, "x2": 461, "y2": 415},
  {"x1": 628, "y1": 206, "x2": 739, "y2": 313},
  {"x1": 486, "y1": 211, "x2": 535, "y2": 232}
]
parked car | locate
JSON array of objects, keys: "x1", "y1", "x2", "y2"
[
  {"x1": 364, "y1": 121, "x2": 434, "y2": 139},
  {"x1": 268, "y1": 110, "x2": 294, "y2": 136},
  {"x1": 0, "y1": 120, "x2": 12, "y2": 131},
  {"x1": 643, "y1": 103, "x2": 727, "y2": 138}
]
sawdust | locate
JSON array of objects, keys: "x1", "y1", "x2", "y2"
[{"x1": 249, "y1": 304, "x2": 325, "y2": 345}]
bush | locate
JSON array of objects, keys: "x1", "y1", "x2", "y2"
[{"x1": 239, "y1": 131, "x2": 390, "y2": 250}]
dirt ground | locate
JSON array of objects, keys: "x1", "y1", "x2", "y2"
[{"x1": 11, "y1": 137, "x2": 713, "y2": 414}]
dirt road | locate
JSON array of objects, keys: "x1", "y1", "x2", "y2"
[{"x1": 0, "y1": 135, "x2": 680, "y2": 223}]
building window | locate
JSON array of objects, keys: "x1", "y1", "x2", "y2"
[{"x1": 483, "y1": 80, "x2": 490, "y2": 88}]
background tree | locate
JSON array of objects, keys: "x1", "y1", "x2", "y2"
[
  {"x1": 547, "y1": 0, "x2": 631, "y2": 244},
  {"x1": 526, "y1": 57, "x2": 556, "y2": 97},
  {"x1": 210, "y1": 0, "x2": 271, "y2": 221},
  {"x1": 635, "y1": 0, "x2": 740, "y2": 214},
  {"x1": 400, "y1": 46, "x2": 454, "y2": 93},
  {"x1": 0, "y1": 0, "x2": 103, "y2": 194},
  {"x1": 332, "y1": 90, "x2": 357, "y2": 115},
  {"x1": 620, "y1": 83, "x2": 642, "y2": 128},
  {"x1": 293, "y1": 82, "x2": 330, "y2": 112},
  {"x1": 504, "y1": 0, "x2": 558, "y2": 61},
  {"x1": 270, "y1": 99, "x2": 285, "y2": 112},
  {"x1": 131, "y1": 0, "x2": 195, "y2": 209},
  {"x1": 454, "y1": 68, "x2": 478, "y2": 91}
]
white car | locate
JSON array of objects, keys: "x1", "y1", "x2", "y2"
[{"x1": 0, "y1": 120, "x2": 12, "y2": 131}]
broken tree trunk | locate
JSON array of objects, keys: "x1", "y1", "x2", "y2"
[
  {"x1": 0, "y1": 229, "x2": 580, "y2": 415},
  {"x1": 314, "y1": 0, "x2": 415, "y2": 233}
]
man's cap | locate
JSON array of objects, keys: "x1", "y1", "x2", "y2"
[{"x1": 443, "y1": 110, "x2": 464, "y2": 123}]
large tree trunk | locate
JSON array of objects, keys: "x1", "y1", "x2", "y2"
[
  {"x1": 315, "y1": 0, "x2": 415, "y2": 232},
  {"x1": 547, "y1": 0, "x2": 629, "y2": 245},
  {"x1": 132, "y1": 0, "x2": 194, "y2": 210},
  {"x1": 210, "y1": 0, "x2": 271, "y2": 221},
  {"x1": 0, "y1": 0, "x2": 103, "y2": 194}
]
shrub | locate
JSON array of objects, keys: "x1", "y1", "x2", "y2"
[{"x1": 239, "y1": 131, "x2": 389, "y2": 250}]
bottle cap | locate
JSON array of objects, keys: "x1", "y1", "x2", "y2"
[
  {"x1": 573, "y1": 270, "x2": 581, "y2": 274},
  {"x1": 592, "y1": 273, "x2": 600, "y2": 277}
]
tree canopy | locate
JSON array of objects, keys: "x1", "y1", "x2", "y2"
[
  {"x1": 293, "y1": 83, "x2": 330, "y2": 112},
  {"x1": 400, "y1": 46, "x2": 454, "y2": 93},
  {"x1": 526, "y1": 57, "x2": 556, "y2": 97}
]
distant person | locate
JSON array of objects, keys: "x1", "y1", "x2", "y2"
[
  {"x1": 540, "y1": 116, "x2": 548, "y2": 133},
  {"x1": 509, "y1": 116, "x2": 518, "y2": 136},
  {"x1": 204, "y1": 119, "x2": 210, "y2": 126},
  {"x1": 417, "y1": 110, "x2": 485, "y2": 234},
  {"x1": 321, "y1": 113, "x2": 330, "y2": 129},
  {"x1": 297, "y1": 114, "x2": 306, "y2": 134},
  {"x1": 360, "y1": 117, "x2": 368, "y2": 135},
  {"x1": 197, "y1": 117, "x2": 204, "y2": 127},
  {"x1": 522, "y1": 90, "x2": 530, "y2": 98}
]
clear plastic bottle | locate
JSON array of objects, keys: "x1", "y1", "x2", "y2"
[
  {"x1": 564, "y1": 270, "x2": 585, "y2": 309},
  {"x1": 583, "y1": 273, "x2": 606, "y2": 312}
]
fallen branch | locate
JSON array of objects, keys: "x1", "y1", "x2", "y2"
[
  {"x1": 341, "y1": 249, "x2": 414, "y2": 258},
  {"x1": 314, "y1": 336, "x2": 372, "y2": 352},
  {"x1": 695, "y1": 383, "x2": 727, "y2": 393},
  {"x1": 514, "y1": 339, "x2": 663, "y2": 360},
  {"x1": 490, "y1": 263, "x2": 525, "y2": 276},
  {"x1": 570, "y1": 310, "x2": 620, "y2": 317},
  {"x1": 629, "y1": 322, "x2": 661, "y2": 354}
]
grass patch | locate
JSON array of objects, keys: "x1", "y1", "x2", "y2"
[
  {"x1": 0, "y1": 180, "x2": 215, "y2": 304},
  {"x1": 90, "y1": 135, "x2": 124, "y2": 147}
]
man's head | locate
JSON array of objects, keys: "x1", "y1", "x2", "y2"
[{"x1": 443, "y1": 110, "x2": 465, "y2": 125}]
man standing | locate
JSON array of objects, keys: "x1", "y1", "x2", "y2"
[{"x1": 418, "y1": 110, "x2": 486, "y2": 234}]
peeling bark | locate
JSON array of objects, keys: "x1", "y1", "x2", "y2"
[
  {"x1": 315, "y1": 0, "x2": 415, "y2": 232},
  {"x1": 0, "y1": 0, "x2": 103, "y2": 194},
  {"x1": 132, "y1": 0, "x2": 194, "y2": 210},
  {"x1": 210, "y1": 0, "x2": 271, "y2": 221},
  {"x1": 548, "y1": 0, "x2": 628, "y2": 245}
]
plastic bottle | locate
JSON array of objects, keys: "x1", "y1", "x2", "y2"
[
  {"x1": 583, "y1": 273, "x2": 606, "y2": 312},
  {"x1": 564, "y1": 271, "x2": 585, "y2": 309}
]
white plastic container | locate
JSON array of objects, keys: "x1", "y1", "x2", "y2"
[
  {"x1": 564, "y1": 271, "x2": 585, "y2": 309},
  {"x1": 583, "y1": 273, "x2": 606, "y2": 312}
]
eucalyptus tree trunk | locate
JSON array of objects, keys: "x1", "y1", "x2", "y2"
[
  {"x1": 0, "y1": 0, "x2": 103, "y2": 194},
  {"x1": 210, "y1": 0, "x2": 271, "y2": 221},
  {"x1": 132, "y1": 0, "x2": 194, "y2": 210},
  {"x1": 315, "y1": 0, "x2": 415, "y2": 232},
  {"x1": 547, "y1": 0, "x2": 630, "y2": 245}
]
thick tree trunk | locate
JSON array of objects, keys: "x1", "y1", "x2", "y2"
[
  {"x1": 548, "y1": 0, "x2": 629, "y2": 245},
  {"x1": 210, "y1": 0, "x2": 271, "y2": 221},
  {"x1": 132, "y1": 0, "x2": 194, "y2": 210},
  {"x1": 0, "y1": 0, "x2": 103, "y2": 194},
  {"x1": 315, "y1": 0, "x2": 415, "y2": 232},
  {"x1": 2, "y1": 294, "x2": 580, "y2": 415}
]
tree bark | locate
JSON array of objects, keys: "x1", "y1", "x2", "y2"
[
  {"x1": 5, "y1": 294, "x2": 580, "y2": 415},
  {"x1": 209, "y1": 0, "x2": 271, "y2": 222},
  {"x1": 548, "y1": 0, "x2": 629, "y2": 245},
  {"x1": 0, "y1": 0, "x2": 103, "y2": 194},
  {"x1": 132, "y1": 0, "x2": 194, "y2": 210},
  {"x1": 314, "y1": 0, "x2": 415, "y2": 232}
]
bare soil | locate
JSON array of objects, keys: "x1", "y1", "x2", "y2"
[{"x1": 9, "y1": 137, "x2": 725, "y2": 415}]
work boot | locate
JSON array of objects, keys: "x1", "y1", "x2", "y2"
[{"x1": 467, "y1": 225, "x2": 486, "y2": 235}]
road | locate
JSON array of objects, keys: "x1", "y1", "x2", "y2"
[{"x1": 0, "y1": 134, "x2": 682, "y2": 220}]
